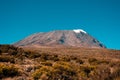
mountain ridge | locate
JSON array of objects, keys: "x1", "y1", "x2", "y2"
[{"x1": 14, "y1": 29, "x2": 106, "y2": 48}]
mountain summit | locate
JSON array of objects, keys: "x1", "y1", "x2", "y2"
[{"x1": 14, "y1": 29, "x2": 106, "y2": 48}]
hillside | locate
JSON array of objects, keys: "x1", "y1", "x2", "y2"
[
  {"x1": 14, "y1": 29, "x2": 106, "y2": 48},
  {"x1": 0, "y1": 45, "x2": 120, "y2": 80}
]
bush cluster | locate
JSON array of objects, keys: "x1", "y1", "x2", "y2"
[
  {"x1": 77, "y1": 65, "x2": 96, "y2": 78},
  {"x1": 0, "y1": 45, "x2": 24, "y2": 56},
  {"x1": 88, "y1": 58, "x2": 109, "y2": 65},
  {"x1": 0, "y1": 64, "x2": 19, "y2": 78},
  {"x1": 0, "y1": 56, "x2": 15, "y2": 63},
  {"x1": 106, "y1": 67, "x2": 120, "y2": 80},
  {"x1": 89, "y1": 66, "x2": 110, "y2": 80},
  {"x1": 32, "y1": 62, "x2": 78, "y2": 80},
  {"x1": 41, "y1": 61, "x2": 53, "y2": 66}
]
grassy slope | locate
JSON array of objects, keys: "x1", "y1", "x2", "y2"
[{"x1": 0, "y1": 45, "x2": 120, "y2": 80}]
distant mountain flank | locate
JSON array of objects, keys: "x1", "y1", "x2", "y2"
[{"x1": 14, "y1": 29, "x2": 106, "y2": 48}]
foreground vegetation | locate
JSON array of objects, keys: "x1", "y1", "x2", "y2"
[{"x1": 0, "y1": 45, "x2": 120, "y2": 80}]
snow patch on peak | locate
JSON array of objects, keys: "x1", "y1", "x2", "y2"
[{"x1": 73, "y1": 29, "x2": 87, "y2": 34}]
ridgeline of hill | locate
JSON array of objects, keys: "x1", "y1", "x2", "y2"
[
  {"x1": 0, "y1": 45, "x2": 120, "y2": 80},
  {"x1": 14, "y1": 30, "x2": 106, "y2": 48}
]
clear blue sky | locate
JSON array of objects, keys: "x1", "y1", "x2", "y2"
[{"x1": 0, "y1": 0, "x2": 120, "y2": 49}]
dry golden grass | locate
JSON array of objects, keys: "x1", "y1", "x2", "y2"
[
  {"x1": 0, "y1": 45, "x2": 120, "y2": 80},
  {"x1": 23, "y1": 46, "x2": 120, "y2": 60}
]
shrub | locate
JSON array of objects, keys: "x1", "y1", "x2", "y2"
[
  {"x1": 39, "y1": 53, "x2": 49, "y2": 61},
  {"x1": 88, "y1": 58, "x2": 98, "y2": 65},
  {"x1": 106, "y1": 67, "x2": 120, "y2": 80},
  {"x1": 32, "y1": 62, "x2": 78, "y2": 80},
  {"x1": 0, "y1": 45, "x2": 18, "y2": 54},
  {"x1": 0, "y1": 64, "x2": 19, "y2": 78},
  {"x1": 8, "y1": 49, "x2": 17, "y2": 55},
  {"x1": 29, "y1": 52, "x2": 41, "y2": 58},
  {"x1": 88, "y1": 58, "x2": 109, "y2": 65},
  {"x1": 79, "y1": 66, "x2": 95, "y2": 77},
  {"x1": 32, "y1": 66, "x2": 53, "y2": 80},
  {"x1": 60, "y1": 56, "x2": 71, "y2": 62},
  {"x1": 0, "y1": 56, "x2": 15, "y2": 63},
  {"x1": 70, "y1": 56, "x2": 77, "y2": 60},
  {"x1": 0, "y1": 50, "x2": 1, "y2": 54},
  {"x1": 0, "y1": 45, "x2": 10, "y2": 53},
  {"x1": 100, "y1": 60, "x2": 109, "y2": 64},
  {"x1": 16, "y1": 50, "x2": 40, "y2": 59},
  {"x1": 109, "y1": 61, "x2": 120, "y2": 67},
  {"x1": 50, "y1": 55, "x2": 59, "y2": 61},
  {"x1": 41, "y1": 61, "x2": 52, "y2": 66},
  {"x1": 89, "y1": 66, "x2": 110, "y2": 80},
  {"x1": 76, "y1": 59, "x2": 84, "y2": 64},
  {"x1": 25, "y1": 66, "x2": 34, "y2": 72},
  {"x1": 37, "y1": 53, "x2": 59, "y2": 61},
  {"x1": 53, "y1": 62, "x2": 77, "y2": 79},
  {"x1": 0, "y1": 45, "x2": 24, "y2": 56}
]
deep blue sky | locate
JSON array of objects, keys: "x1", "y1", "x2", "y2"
[{"x1": 0, "y1": 0, "x2": 120, "y2": 49}]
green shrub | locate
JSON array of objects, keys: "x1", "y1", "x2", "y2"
[{"x1": 0, "y1": 64, "x2": 19, "y2": 78}]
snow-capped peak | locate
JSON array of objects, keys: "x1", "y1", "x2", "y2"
[{"x1": 73, "y1": 29, "x2": 87, "y2": 33}]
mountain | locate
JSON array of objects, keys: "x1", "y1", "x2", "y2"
[{"x1": 14, "y1": 29, "x2": 106, "y2": 48}]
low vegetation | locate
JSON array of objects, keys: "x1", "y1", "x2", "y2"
[
  {"x1": 0, "y1": 44, "x2": 120, "y2": 80},
  {"x1": 33, "y1": 62, "x2": 78, "y2": 80},
  {"x1": 0, "y1": 63, "x2": 19, "y2": 78},
  {"x1": 0, "y1": 56, "x2": 15, "y2": 63}
]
